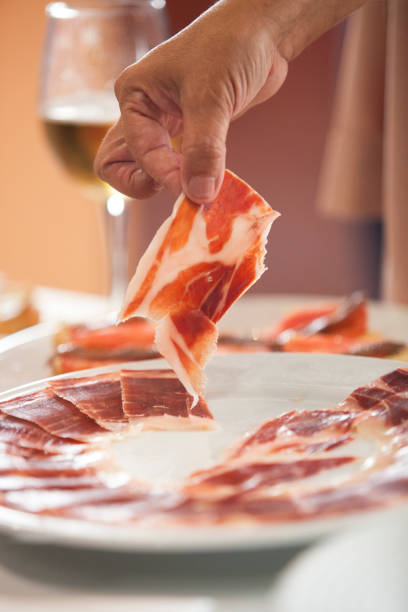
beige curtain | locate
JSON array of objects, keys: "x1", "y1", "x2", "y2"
[{"x1": 316, "y1": 0, "x2": 408, "y2": 303}]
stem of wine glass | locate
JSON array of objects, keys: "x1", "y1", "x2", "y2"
[{"x1": 103, "y1": 191, "x2": 130, "y2": 317}]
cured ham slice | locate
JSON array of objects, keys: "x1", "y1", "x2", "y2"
[
  {"x1": 228, "y1": 409, "x2": 356, "y2": 460},
  {"x1": 60, "y1": 490, "x2": 184, "y2": 523},
  {"x1": 0, "y1": 389, "x2": 107, "y2": 441},
  {"x1": 0, "y1": 413, "x2": 85, "y2": 454},
  {"x1": 343, "y1": 367, "x2": 408, "y2": 425},
  {"x1": 0, "y1": 473, "x2": 111, "y2": 491},
  {"x1": 54, "y1": 318, "x2": 155, "y2": 349},
  {"x1": 119, "y1": 170, "x2": 279, "y2": 399},
  {"x1": 2, "y1": 365, "x2": 408, "y2": 527},
  {"x1": 51, "y1": 345, "x2": 159, "y2": 376},
  {"x1": 267, "y1": 292, "x2": 367, "y2": 341},
  {"x1": 178, "y1": 368, "x2": 408, "y2": 523},
  {"x1": 2, "y1": 481, "x2": 134, "y2": 513},
  {"x1": 186, "y1": 456, "x2": 355, "y2": 499},
  {"x1": 121, "y1": 369, "x2": 215, "y2": 431},
  {"x1": 50, "y1": 373, "x2": 128, "y2": 431},
  {"x1": 51, "y1": 318, "x2": 157, "y2": 374},
  {"x1": 0, "y1": 447, "x2": 106, "y2": 476},
  {"x1": 50, "y1": 293, "x2": 407, "y2": 376}
]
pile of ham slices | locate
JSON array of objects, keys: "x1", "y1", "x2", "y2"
[
  {"x1": 1, "y1": 365, "x2": 408, "y2": 524},
  {"x1": 2, "y1": 171, "x2": 408, "y2": 525}
]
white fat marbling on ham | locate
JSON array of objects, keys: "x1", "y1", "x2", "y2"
[
  {"x1": 118, "y1": 170, "x2": 280, "y2": 398},
  {"x1": 127, "y1": 413, "x2": 217, "y2": 433},
  {"x1": 155, "y1": 314, "x2": 218, "y2": 403},
  {"x1": 121, "y1": 201, "x2": 273, "y2": 320}
]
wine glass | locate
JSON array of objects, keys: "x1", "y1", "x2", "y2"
[{"x1": 38, "y1": 0, "x2": 168, "y2": 312}]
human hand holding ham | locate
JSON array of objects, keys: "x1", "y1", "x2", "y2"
[
  {"x1": 94, "y1": 0, "x2": 288, "y2": 203},
  {"x1": 94, "y1": 0, "x2": 365, "y2": 204}
]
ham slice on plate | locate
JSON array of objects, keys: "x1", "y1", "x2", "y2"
[
  {"x1": 2, "y1": 482, "x2": 134, "y2": 513},
  {"x1": 121, "y1": 369, "x2": 215, "y2": 431},
  {"x1": 0, "y1": 413, "x2": 85, "y2": 455},
  {"x1": 119, "y1": 170, "x2": 280, "y2": 400},
  {"x1": 0, "y1": 447, "x2": 107, "y2": 478},
  {"x1": 50, "y1": 373, "x2": 128, "y2": 432},
  {"x1": 1, "y1": 365, "x2": 408, "y2": 524},
  {"x1": 0, "y1": 389, "x2": 107, "y2": 442},
  {"x1": 227, "y1": 409, "x2": 356, "y2": 460}
]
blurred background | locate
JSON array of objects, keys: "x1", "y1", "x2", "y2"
[{"x1": 0, "y1": 0, "x2": 382, "y2": 298}]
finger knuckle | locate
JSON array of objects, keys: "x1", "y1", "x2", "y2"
[
  {"x1": 94, "y1": 158, "x2": 108, "y2": 181},
  {"x1": 184, "y1": 138, "x2": 226, "y2": 161},
  {"x1": 115, "y1": 66, "x2": 146, "y2": 105},
  {"x1": 114, "y1": 68, "x2": 131, "y2": 101}
]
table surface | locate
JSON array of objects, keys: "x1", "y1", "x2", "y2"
[{"x1": 1, "y1": 288, "x2": 408, "y2": 612}]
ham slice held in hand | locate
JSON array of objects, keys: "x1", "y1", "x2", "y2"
[{"x1": 119, "y1": 170, "x2": 280, "y2": 400}]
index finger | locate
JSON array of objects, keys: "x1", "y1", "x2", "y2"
[
  {"x1": 120, "y1": 89, "x2": 182, "y2": 197},
  {"x1": 94, "y1": 120, "x2": 163, "y2": 199}
]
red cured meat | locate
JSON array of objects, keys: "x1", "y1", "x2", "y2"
[
  {"x1": 283, "y1": 334, "x2": 357, "y2": 354},
  {"x1": 2, "y1": 482, "x2": 135, "y2": 513},
  {"x1": 56, "y1": 318, "x2": 155, "y2": 350},
  {"x1": 282, "y1": 335, "x2": 405, "y2": 357},
  {"x1": 119, "y1": 170, "x2": 279, "y2": 399},
  {"x1": 229, "y1": 409, "x2": 356, "y2": 459},
  {"x1": 265, "y1": 292, "x2": 368, "y2": 338},
  {"x1": 0, "y1": 447, "x2": 106, "y2": 476},
  {"x1": 50, "y1": 373, "x2": 127, "y2": 431},
  {"x1": 51, "y1": 348, "x2": 159, "y2": 375},
  {"x1": 0, "y1": 473, "x2": 108, "y2": 491},
  {"x1": 267, "y1": 435, "x2": 353, "y2": 455},
  {"x1": 0, "y1": 413, "x2": 84, "y2": 454},
  {"x1": 51, "y1": 352, "x2": 121, "y2": 374},
  {"x1": 382, "y1": 368, "x2": 408, "y2": 393},
  {"x1": 0, "y1": 388, "x2": 107, "y2": 441},
  {"x1": 121, "y1": 369, "x2": 215, "y2": 430},
  {"x1": 345, "y1": 367, "x2": 408, "y2": 425},
  {"x1": 60, "y1": 490, "x2": 184, "y2": 523},
  {"x1": 0, "y1": 365, "x2": 408, "y2": 527},
  {"x1": 188, "y1": 457, "x2": 354, "y2": 492}
]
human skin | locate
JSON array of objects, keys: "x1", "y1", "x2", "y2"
[{"x1": 94, "y1": 0, "x2": 365, "y2": 204}]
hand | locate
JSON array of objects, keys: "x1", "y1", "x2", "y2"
[
  {"x1": 94, "y1": 0, "x2": 288, "y2": 203},
  {"x1": 95, "y1": 0, "x2": 365, "y2": 204}
]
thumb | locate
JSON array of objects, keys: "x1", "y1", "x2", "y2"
[{"x1": 181, "y1": 101, "x2": 230, "y2": 204}]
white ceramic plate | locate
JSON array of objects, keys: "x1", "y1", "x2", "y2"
[{"x1": 0, "y1": 352, "x2": 406, "y2": 553}]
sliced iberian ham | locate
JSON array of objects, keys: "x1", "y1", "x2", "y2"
[
  {"x1": 344, "y1": 367, "x2": 408, "y2": 425},
  {"x1": 0, "y1": 472, "x2": 119, "y2": 492},
  {"x1": 119, "y1": 170, "x2": 279, "y2": 400},
  {"x1": 0, "y1": 445, "x2": 106, "y2": 475},
  {"x1": 0, "y1": 389, "x2": 107, "y2": 441},
  {"x1": 121, "y1": 369, "x2": 215, "y2": 431},
  {"x1": 1, "y1": 366, "x2": 408, "y2": 523},
  {"x1": 50, "y1": 373, "x2": 128, "y2": 432},
  {"x1": 0, "y1": 413, "x2": 85, "y2": 454},
  {"x1": 2, "y1": 482, "x2": 134, "y2": 513},
  {"x1": 227, "y1": 409, "x2": 356, "y2": 460}
]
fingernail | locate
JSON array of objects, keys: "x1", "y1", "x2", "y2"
[{"x1": 187, "y1": 176, "x2": 216, "y2": 202}]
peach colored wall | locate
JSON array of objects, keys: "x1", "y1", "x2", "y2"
[
  {"x1": 0, "y1": 0, "x2": 109, "y2": 293},
  {"x1": 0, "y1": 1, "x2": 380, "y2": 297}
]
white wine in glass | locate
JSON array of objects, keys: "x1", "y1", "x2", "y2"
[
  {"x1": 42, "y1": 91, "x2": 117, "y2": 197},
  {"x1": 39, "y1": 1, "x2": 168, "y2": 307}
]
